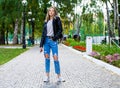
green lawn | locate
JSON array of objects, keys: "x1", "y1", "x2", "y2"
[{"x1": 0, "y1": 48, "x2": 28, "y2": 65}]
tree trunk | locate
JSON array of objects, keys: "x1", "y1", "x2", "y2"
[
  {"x1": 6, "y1": 28, "x2": 8, "y2": 45},
  {"x1": 113, "y1": 0, "x2": 117, "y2": 34},
  {"x1": 0, "y1": 23, "x2": 5, "y2": 45},
  {"x1": 116, "y1": 0, "x2": 120, "y2": 46},
  {"x1": 119, "y1": 19, "x2": 120, "y2": 46},
  {"x1": 105, "y1": 0, "x2": 112, "y2": 43},
  {"x1": 13, "y1": 19, "x2": 19, "y2": 44},
  {"x1": 32, "y1": 21, "x2": 35, "y2": 45},
  {"x1": 20, "y1": 19, "x2": 23, "y2": 44}
]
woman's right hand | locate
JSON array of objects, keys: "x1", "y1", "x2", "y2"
[{"x1": 40, "y1": 47, "x2": 43, "y2": 53}]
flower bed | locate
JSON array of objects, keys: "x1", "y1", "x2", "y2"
[
  {"x1": 63, "y1": 38, "x2": 120, "y2": 68},
  {"x1": 73, "y1": 46, "x2": 86, "y2": 52},
  {"x1": 89, "y1": 51, "x2": 120, "y2": 68},
  {"x1": 89, "y1": 51, "x2": 101, "y2": 59}
]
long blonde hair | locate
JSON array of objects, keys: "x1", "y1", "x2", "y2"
[{"x1": 45, "y1": 6, "x2": 58, "y2": 22}]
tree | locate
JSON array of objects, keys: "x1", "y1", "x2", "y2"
[
  {"x1": 74, "y1": 0, "x2": 103, "y2": 41},
  {"x1": 0, "y1": 1, "x2": 6, "y2": 45},
  {"x1": 0, "y1": 0, "x2": 22, "y2": 45},
  {"x1": 0, "y1": 0, "x2": 78, "y2": 45}
]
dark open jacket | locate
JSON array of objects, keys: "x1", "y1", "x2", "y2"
[{"x1": 40, "y1": 16, "x2": 63, "y2": 47}]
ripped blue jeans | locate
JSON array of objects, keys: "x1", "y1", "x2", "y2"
[{"x1": 44, "y1": 37, "x2": 60, "y2": 74}]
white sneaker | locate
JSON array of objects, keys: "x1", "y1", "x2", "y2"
[
  {"x1": 43, "y1": 76, "x2": 50, "y2": 82},
  {"x1": 57, "y1": 77, "x2": 65, "y2": 82}
]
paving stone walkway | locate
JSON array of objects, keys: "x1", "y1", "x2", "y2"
[{"x1": 0, "y1": 44, "x2": 120, "y2": 88}]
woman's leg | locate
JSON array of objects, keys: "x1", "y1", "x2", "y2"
[
  {"x1": 50, "y1": 40, "x2": 65, "y2": 82},
  {"x1": 44, "y1": 38, "x2": 51, "y2": 79},
  {"x1": 50, "y1": 41, "x2": 61, "y2": 77},
  {"x1": 54, "y1": 59, "x2": 61, "y2": 78},
  {"x1": 45, "y1": 55, "x2": 50, "y2": 77},
  {"x1": 53, "y1": 55, "x2": 65, "y2": 82}
]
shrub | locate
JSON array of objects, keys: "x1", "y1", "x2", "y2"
[
  {"x1": 89, "y1": 51, "x2": 100, "y2": 59},
  {"x1": 112, "y1": 60, "x2": 120, "y2": 68},
  {"x1": 105, "y1": 54, "x2": 113, "y2": 63},
  {"x1": 63, "y1": 41, "x2": 70, "y2": 46}
]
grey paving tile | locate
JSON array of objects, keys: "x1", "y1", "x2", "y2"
[{"x1": 0, "y1": 45, "x2": 120, "y2": 88}]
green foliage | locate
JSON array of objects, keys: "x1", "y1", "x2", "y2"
[
  {"x1": 70, "y1": 42, "x2": 80, "y2": 46},
  {"x1": 81, "y1": 13, "x2": 94, "y2": 37},
  {"x1": 66, "y1": 38, "x2": 86, "y2": 46},
  {"x1": 93, "y1": 44, "x2": 120, "y2": 56},
  {"x1": 112, "y1": 60, "x2": 120, "y2": 68},
  {"x1": 80, "y1": 11, "x2": 104, "y2": 40},
  {"x1": 0, "y1": 48, "x2": 28, "y2": 65},
  {"x1": 96, "y1": 12, "x2": 104, "y2": 35},
  {"x1": 0, "y1": 0, "x2": 78, "y2": 43}
]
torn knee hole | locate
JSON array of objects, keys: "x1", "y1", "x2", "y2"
[
  {"x1": 44, "y1": 54, "x2": 49, "y2": 58},
  {"x1": 53, "y1": 55, "x2": 58, "y2": 60}
]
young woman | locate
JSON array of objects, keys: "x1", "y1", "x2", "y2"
[{"x1": 40, "y1": 6, "x2": 65, "y2": 83}]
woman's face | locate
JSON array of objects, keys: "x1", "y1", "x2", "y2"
[{"x1": 48, "y1": 8, "x2": 55, "y2": 17}]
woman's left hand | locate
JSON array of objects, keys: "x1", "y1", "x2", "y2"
[{"x1": 40, "y1": 47, "x2": 43, "y2": 53}]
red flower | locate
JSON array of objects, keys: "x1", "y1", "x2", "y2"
[{"x1": 73, "y1": 45, "x2": 86, "y2": 52}]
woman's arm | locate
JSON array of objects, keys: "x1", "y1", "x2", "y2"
[{"x1": 40, "y1": 22, "x2": 47, "y2": 47}]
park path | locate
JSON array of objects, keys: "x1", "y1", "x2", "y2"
[{"x1": 0, "y1": 44, "x2": 120, "y2": 88}]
